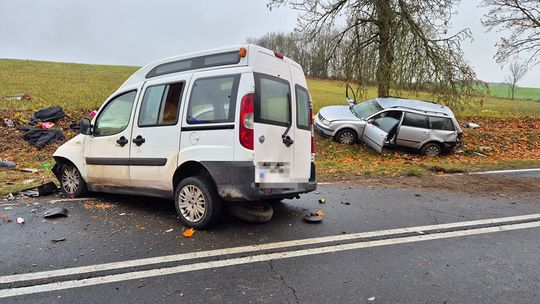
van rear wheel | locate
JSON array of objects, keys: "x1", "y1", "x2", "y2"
[
  {"x1": 174, "y1": 176, "x2": 222, "y2": 229},
  {"x1": 59, "y1": 163, "x2": 87, "y2": 197}
]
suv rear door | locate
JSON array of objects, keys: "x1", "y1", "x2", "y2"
[{"x1": 396, "y1": 112, "x2": 430, "y2": 148}]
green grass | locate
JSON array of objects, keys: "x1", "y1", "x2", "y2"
[
  {"x1": 488, "y1": 83, "x2": 540, "y2": 101},
  {"x1": 0, "y1": 59, "x2": 137, "y2": 110}
]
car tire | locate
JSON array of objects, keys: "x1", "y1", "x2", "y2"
[
  {"x1": 420, "y1": 142, "x2": 442, "y2": 157},
  {"x1": 335, "y1": 129, "x2": 357, "y2": 145},
  {"x1": 59, "y1": 163, "x2": 87, "y2": 197},
  {"x1": 174, "y1": 176, "x2": 222, "y2": 229}
]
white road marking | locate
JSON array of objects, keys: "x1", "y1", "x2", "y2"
[
  {"x1": 1, "y1": 220, "x2": 539, "y2": 299},
  {"x1": 2, "y1": 213, "x2": 540, "y2": 285},
  {"x1": 468, "y1": 168, "x2": 540, "y2": 175}
]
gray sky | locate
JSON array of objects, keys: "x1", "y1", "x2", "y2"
[{"x1": 0, "y1": 0, "x2": 538, "y2": 87}]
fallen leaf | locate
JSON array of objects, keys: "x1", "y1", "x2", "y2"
[{"x1": 183, "y1": 228, "x2": 195, "y2": 238}]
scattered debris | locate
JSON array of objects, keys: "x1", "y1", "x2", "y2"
[
  {"x1": 23, "y1": 179, "x2": 36, "y2": 184},
  {"x1": 118, "y1": 212, "x2": 126, "y2": 216},
  {"x1": 19, "y1": 168, "x2": 40, "y2": 173},
  {"x1": 43, "y1": 207, "x2": 69, "y2": 218},
  {"x1": 0, "y1": 160, "x2": 16, "y2": 168},
  {"x1": 3, "y1": 118, "x2": 15, "y2": 128},
  {"x1": 314, "y1": 191, "x2": 320, "y2": 194},
  {"x1": 183, "y1": 228, "x2": 195, "y2": 238},
  {"x1": 228, "y1": 202, "x2": 273, "y2": 223},
  {"x1": 367, "y1": 296, "x2": 376, "y2": 301},
  {"x1": 16, "y1": 217, "x2": 25, "y2": 224},
  {"x1": 2, "y1": 92, "x2": 32, "y2": 101},
  {"x1": 20, "y1": 189, "x2": 39, "y2": 197},
  {"x1": 83, "y1": 202, "x2": 116, "y2": 210},
  {"x1": 36, "y1": 182, "x2": 58, "y2": 195},
  {"x1": 318, "y1": 198, "x2": 327, "y2": 204},
  {"x1": 40, "y1": 122, "x2": 55, "y2": 129},
  {"x1": 89, "y1": 110, "x2": 97, "y2": 119},
  {"x1": 51, "y1": 237, "x2": 66, "y2": 243},
  {"x1": 29, "y1": 106, "x2": 66, "y2": 125},
  {"x1": 340, "y1": 201, "x2": 350, "y2": 205},
  {"x1": 5, "y1": 193, "x2": 15, "y2": 200},
  {"x1": 303, "y1": 210, "x2": 325, "y2": 223},
  {"x1": 414, "y1": 194, "x2": 421, "y2": 197},
  {"x1": 4, "y1": 206, "x2": 13, "y2": 210},
  {"x1": 464, "y1": 122, "x2": 480, "y2": 129},
  {"x1": 165, "y1": 228, "x2": 174, "y2": 233},
  {"x1": 19, "y1": 125, "x2": 65, "y2": 149},
  {"x1": 0, "y1": 214, "x2": 9, "y2": 223}
]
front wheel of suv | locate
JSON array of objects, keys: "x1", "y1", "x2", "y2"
[
  {"x1": 174, "y1": 176, "x2": 222, "y2": 229},
  {"x1": 335, "y1": 128, "x2": 357, "y2": 145},
  {"x1": 420, "y1": 142, "x2": 443, "y2": 157}
]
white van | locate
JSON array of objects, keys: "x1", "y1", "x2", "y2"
[{"x1": 52, "y1": 44, "x2": 317, "y2": 228}]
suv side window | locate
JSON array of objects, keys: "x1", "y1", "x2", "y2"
[
  {"x1": 402, "y1": 112, "x2": 428, "y2": 129},
  {"x1": 139, "y1": 82, "x2": 184, "y2": 127},
  {"x1": 295, "y1": 85, "x2": 311, "y2": 130},
  {"x1": 254, "y1": 73, "x2": 291, "y2": 126},
  {"x1": 94, "y1": 91, "x2": 137, "y2": 137},
  {"x1": 429, "y1": 116, "x2": 455, "y2": 131},
  {"x1": 186, "y1": 74, "x2": 240, "y2": 124}
]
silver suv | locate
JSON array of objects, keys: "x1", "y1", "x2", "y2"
[{"x1": 315, "y1": 96, "x2": 462, "y2": 156}]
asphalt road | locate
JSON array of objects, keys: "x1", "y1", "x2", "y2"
[{"x1": 0, "y1": 171, "x2": 539, "y2": 303}]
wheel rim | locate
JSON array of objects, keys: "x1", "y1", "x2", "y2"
[
  {"x1": 339, "y1": 131, "x2": 355, "y2": 144},
  {"x1": 178, "y1": 185, "x2": 206, "y2": 223},
  {"x1": 425, "y1": 145, "x2": 440, "y2": 156},
  {"x1": 62, "y1": 166, "x2": 80, "y2": 194}
]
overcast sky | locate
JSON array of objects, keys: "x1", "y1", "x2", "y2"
[{"x1": 0, "y1": 0, "x2": 538, "y2": 87}]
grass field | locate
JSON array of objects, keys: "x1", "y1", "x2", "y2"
[
  {"x1": 1, "y1": 58, "x2": 540, "y2": 194},
  {"x1": 487, "y1": 83, "x2": 540, "y2": 101}
]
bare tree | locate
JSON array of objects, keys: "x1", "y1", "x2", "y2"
[
  {"x1": 482, "y1": 0, "x2": 540, "y2": 66},
  {"x1": 268, "y1": 0, "x2": 480, "y2": 108},
  {"x1": 505, "y1": 61, "x2": 528, "y2": 99}
]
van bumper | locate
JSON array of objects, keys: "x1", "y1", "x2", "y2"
[{"x1": 202, "y1": 161, "x2": 317, "y2": 202}]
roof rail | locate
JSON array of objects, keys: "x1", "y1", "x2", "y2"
[{"x1": 389, "y1": 105, "x2": 449, "y2": 116}]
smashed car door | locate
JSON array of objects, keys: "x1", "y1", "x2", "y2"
[{"x1": 361, "y1": 121, "x2": 387, "y2": 153}]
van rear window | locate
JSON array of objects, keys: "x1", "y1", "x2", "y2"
[
  {"x1": 146, "y1": 51, "x2": 240, "y2": 78},
  {"x1": 295, "y1": 85, "x2": 311, "y2": 130},
  {"x1": 254, "y1": 73, "x2": 291, "y2": 127}
]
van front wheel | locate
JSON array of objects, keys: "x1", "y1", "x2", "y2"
[
  {"x1": 175, "y1": 176, "x2": 222, "y2": 229},
  {"x1": 59, "y1": 163, "x2": 87, "y2": 197}
]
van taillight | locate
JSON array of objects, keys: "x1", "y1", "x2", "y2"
[
  {"x1": 310, "y1": 108, "x2": 315, "y2": 154},
  {"x1": 239, "y1": 93, "x2": 254, "y2": 150}
]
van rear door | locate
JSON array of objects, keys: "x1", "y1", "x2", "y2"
[{"x1": 253, "y1": 72, "x2": 295, "y2": 186}]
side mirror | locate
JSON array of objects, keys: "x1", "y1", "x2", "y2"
[{"x1": 80, "y1": 118, "x2": 93, "y2": 135}]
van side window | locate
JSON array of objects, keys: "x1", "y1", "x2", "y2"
[
  {"x1": 94, "y1": 91, "x2": 137, "y2": 137},
  {"x1": 429, "y1": 116, "x2": 455, "y2": 131},
  {"x1": 139, "y1": 82, "x2": 184, "y2": 127},
  {"x1": 295, "y1": 85, "x2": 311, "y2": 130},
  {"x1": 254, "y1": 73, "x2": 291, "y2": 126},
  {"x1": 402, "y1": 112, "x2": 428, "y2": 129},
  {"x1": 186, "y1": 74, "x2": 240, "y2": 124}
]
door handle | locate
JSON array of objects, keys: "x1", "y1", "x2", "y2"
[
  {"x1": 282, "y1": 135, "x2": 294, "y2": 147},
  {"x1": 132, "y1": 135, "x2": 146, "y2": 146},
  {"x1": 116, "y1": 136, "x2": 128, "y2": 147}
]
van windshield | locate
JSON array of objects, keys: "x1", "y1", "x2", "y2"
[{"x1": 351, "y1": 100, "x2": 383, "y2": 119}]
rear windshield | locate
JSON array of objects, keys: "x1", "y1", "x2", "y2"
[
  {"x1": 352, "y1": 100, "x2": 383, "y2": 119},
  {"x1": 254, "y1": 73, "x2": 291, "y2": 127}
]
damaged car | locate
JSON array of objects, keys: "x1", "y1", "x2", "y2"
[{"x1": 315, "y1": 86, "x2": 462, "y2": 156}]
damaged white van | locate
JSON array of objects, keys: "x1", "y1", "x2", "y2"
[{"x1": 52, "y1": 45, "x2": 317, "y2": 228}]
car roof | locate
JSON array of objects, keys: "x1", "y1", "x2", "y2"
[{"x1": 375, "y1": 97, "x2": 454, "y2": 117}]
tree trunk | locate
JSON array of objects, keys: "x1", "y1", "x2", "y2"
[{"x1": 375, "y1": 1, "x2": 393, "y2": 97}]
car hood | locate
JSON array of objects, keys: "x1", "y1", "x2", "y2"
[{"x1": 318, "y1": 106, "x2": 359, "y2": 122}]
